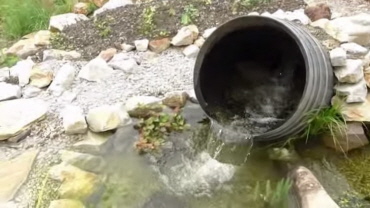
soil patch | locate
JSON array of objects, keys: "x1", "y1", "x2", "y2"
[{"x1": 58, "y1": 0, "x2": 305, "y2": 59}]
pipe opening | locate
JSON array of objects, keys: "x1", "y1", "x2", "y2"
[{"x1": 198, "y1": 25, "x2": 306, "y2": 136}]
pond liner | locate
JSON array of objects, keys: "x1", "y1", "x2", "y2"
[{"x1": 194, "y1": 15, "x2": 333, "y2": 142}]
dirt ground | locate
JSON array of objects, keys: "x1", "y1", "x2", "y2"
[{"x1": 59, "y1": 0, "x2": 306, "y2": 59}]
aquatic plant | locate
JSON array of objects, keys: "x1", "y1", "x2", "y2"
[
  {"x1": 302, "y1": 104, "x2": 346, "y2": 143},
  {"x1": 253, "y1": 178, "x2": 292, "y2": 208},
  {"x1": 135, "y1": 112, "x2": 190, "y2": 153}
]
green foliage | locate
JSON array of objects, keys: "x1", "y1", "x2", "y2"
[
  {"x1": 181, "y1": 4, "x2": 199, "y2": 25},
  {"x1": 239, "y1": 0, "x2": 271, "y2": 7},
  {"x1": 0, "y1": 51, "x2": 19, "y2": 67},
  {"x1": 253, "y1": 178, "x2": 292, "y2": 208},
  {"x1": 87, "y1": 2, "x2": 99, "y2": 14},
  {"x1": 336, "y1": 192, "x2": 370, "y2": 208},
  {"x1": 135, "y1": 112, "x2": 190, "y2": 153},
  {"x1": 94, "y1": 18, "x2": 112, "y2": 38},
  {"x1": 140, "y1": 6, "x2": 156, "y2": 36},
  {"x1": 0, "y1": 0, "x2": 72, "y2": 39},
  {"x1": 303, "y1": 104, "x2": 346, "y2": 141}
]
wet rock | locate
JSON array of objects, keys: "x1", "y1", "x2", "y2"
[
  {"x1": 143, "y1": 193, "x2": 187, "y2": 208},
  {"x1": 334, "y1": 79, "x2": 367, "y2": 103},
  {"x1": 10, "y1": 59, "x2": 35, "y2": 87},
  {"x1": 304, "y1": 3, "x2": 331, "y2": 22},
  {"x1": 125, "y1": 96, "x2": 163, "y2": 118},
  {"x1": 29, "y1": 64, "x2": 53, "y2": 88},
  {"x1": 334, "y1": 59, "x2": 363, "y2": 83},
  {"x1": 323, "y1": 13, "x2": 370, "y2": 45},
  {"x1": 134, "y1": 39, "x2": 149, "y2": 52},
  {"x1": 268, "y1": 147, "x2": 299, "y2": 162},
  {"x1": 322, "y1": 122, "x2": 369, "y2": 152},
  {"x1": 162, "y1": 91, "x2": 189, "y2": 108},
  {"x1": 0, "y1": 150, "x2": 39, "y2": 202},
  {"x1": 0, "y1": 67, "x2": 9, "y2": 82},
  {"x1": 48, "y1": 164, "x2": 101, "y2": 201},
  {"x1": 171, "y1": 25, "x2": 199, "y2": 46},
  {"x1": 0, "y1": 99, "x2": 48, "y2": 140},
  {"x1": 78, "y1": 57, "x2": 113, "y2": 82},
  {"x1": 329, "y1": 48, "x2": 346, "y2": 66},
  {"x1": 73, "y1": 131, "x2": 112, "y2": 154},
  {"x1": 94, "y1": 0, "x2": 132, "y2": 16},
  {"x1": 108, "y1": 53, "x2": 138, "y2": 73},
  {"x1": 121, "y1": 43, "x2": 135, "y2": 52},
  {"x1": 202, "y1": 27, "x2": 217, "y2": 39},
  {"x1": 341, "y1": 43, "x2": 368, "y2": 55},
  {"x1": 194, "y1": 37, "x2": 205, "y2": 48},
  {"x1": 61, "y1": 105, "x2": 87, "y2": 134},
  {"x1": 289, "y1": 166, "x2": 339, "y2": 208},
  {"x1": 48, "y1": 199, "x2": 85, "y2": 208},
  {"x1": 73, "y1": 2, "x2": 90, "y2": 15},
  {"x1": 183, "y1": 45, "x2": 200, "y2": 58},
  {"x1": 149, "y1": 38, "x2": 170, "y2": 53},
  {"x1": 86, "y1": 105, "x2": 131, "y2": 132},
  {"x1": 98, "y1": 48, "x2": 117, "y2": 62},
  {"x1": 49, "y1": 63, "x2": 76, "y2": 96},
  {"x1": 285, "y1": 9, "x2": 311, "y2": 25},
  {"x1": 49, "y1": 13, "x2": 89, "y2": 32},
  {"x1": 22, "y1": 86, "x2": 41, "y2": 98},
  {"x1": 43, "y1": 49, "x2": 81, "y2": 61},
  {"x1": 60, "y1": 150, "x2": 106, "y2": 173},
  {"x1": 0, "y1": 83, "x2": 21, "y2": 101}
]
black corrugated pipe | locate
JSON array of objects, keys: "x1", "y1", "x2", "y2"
[{"x1": 193, "y1": 16, "x2": 334, "y2": 142}]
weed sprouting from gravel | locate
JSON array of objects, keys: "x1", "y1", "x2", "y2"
[
  {"x1": 140, "y1": 6, "x2": 156, "y2": 36},
  {"x1": 181, "y1": 4, "x2": 200, "y2": 25}
]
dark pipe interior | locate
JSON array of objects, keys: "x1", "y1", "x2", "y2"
[{"x1": 199, "y1": 26, "x2": 306, "y2": 135}]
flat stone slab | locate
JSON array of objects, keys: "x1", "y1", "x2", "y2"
[
  {"x1": 333, "y1": 94, "x2": 370, "y2": 122},
  {"x1": 0, "y1": 150, "x2": 39, "y2": 203},
  {"x1": 0, "y1": 99, "x2": 48, "y2": 140}
]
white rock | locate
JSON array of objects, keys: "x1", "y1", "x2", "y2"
[
  {"x1": 183, "y1": 45, "x2": 200, "y2": 58},
  {"x1": 121, "y1": 43, "x2": 135, "y2": 52},
  {"x1": 186, "y1": 89, "x2": 198, "y2": 103},
  {"x1": 43, "y1": 49, "x2": 81, "y2": 61},
  {"x1": 323, "y1": 13, "x2": 370, "y2": 45},
  {"x1": 272, "y1": 9, "x2": 287, "y2": 20},
  {"x1": 248, "y1": 12, "x2": 259, "y2": 16},
  {"x1": 78, "y1": 57, "x2": 113, "y2": 82},
  {"x1": 334, "y1": 59, "x2": 363, "y2": 83},
  {"x1": 0, "y1": 99, "x2": 48, "y2": 140},
  {"x1": 49, "y1": 13, "x2": 88, "y2": 32},
  {"x1": 171, "y1": 25, "x2": 199, "y2": 46},
  {"x1": 310, "y1": 18, "x2": 330, "y2": 29},
  {"x1": 341, "y1": 43, "x2": 368, "y2": 55},
  {"x1": 94, "y1": 0, "x2": 133, "y2": 16},
  {"x1": 49, "y1": 63, "x2": 76, "y2": 96},
  {"x1": 335, "y1": 79, "x2": 367, "y2": 103},
  {"x1": 86, "y1": 105, "x2": 130, "y2": 132},
  {"x1": 202, "y1": 27, "x2": 217, "y2": 39},
  {"x1": 0, "y1": 67, "x2": 9, "y2": 82},
  {"x1": 134, "y1": 39, "x2": 149, "y2": 52},
  {"x1": 23, "y1": 86, "x2": 41, "y2": 98},
  {"x1": 194, "y1": 37, "x2": 205, "y2": 48},
  {"x1": 261, "y1": 12, "x2": 272, "y2": 17},
  {"x1": 285, "y1": 9, "x2": 310, "y2": 25},
  {"x1": 10, "y1": 59, "x2": 35, "y2": 87},
  {"x1": 0, "y1": 83, "x2": 21, "y2": 101},
  {"x1": 330, "y1": 48, "x2": 347, "y2": 66},
  {"x1": 61, "y1": 105, "x2": 87, "y2": 134},
  {"x1": 108, "y1": 54, "x2": 138, "y2": 73}
]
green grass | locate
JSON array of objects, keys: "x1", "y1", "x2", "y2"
[
  {"x1": 0, "y1": 0, "x2": 73, "y2": 40},
  {"x1": 253, "y1": 178, "x2": 293, "y2": 208},
  {"x1": 0, "y1": 51, "x2": 19, "y2": 67},
  {"x1": 303, "y1": 104, "x2": 347, "y2": 142}
]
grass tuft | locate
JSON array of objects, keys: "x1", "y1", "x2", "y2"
[{"x1": 253, "y1": 178, "x2": 292, "y2": 208}]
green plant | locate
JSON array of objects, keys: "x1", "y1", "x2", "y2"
[
  {"x1": 140, "y1": 6, "x2": 156, "y2": 35},
  {"x1": 94, "y1": 18, "x2": 112, "y2": 38},
  {"x1": 253, "y1": 178, "x2": 292, "y2": 208},
  {"x1": 0, "y1": 0, "x2": 72, "y2": 39},
  {"x1": 0, "y1": 51, "x2": 19, "y2": 67},
  {"x1": 135, "y1": 112, "x2": 189, "y2": 153},
  {"x1": 239, "y1": 0, "x2": 271, "y2": 7},
  {"x1": 181, "y1": 4, "x2": 199, "y2": 25},
  {"x1": 303, "y1": 104, "x2": 346, "y2": 143},
  {"x1": 87, "y1": 2, "x2": 99, "y2": 14}
]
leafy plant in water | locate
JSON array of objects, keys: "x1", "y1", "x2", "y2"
[
  {"x1": 135, "y1": 112, "x2": 189, "y2": 153},
  {"x1": 140, "y1": 6, "x2": 156, "y2": 36},
  {"x1": 181, "y1": 4, "x2": 199, "y2": 25},
  {"x1": 253, "y1": 178, "x2": 292, "y2": 208}
]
